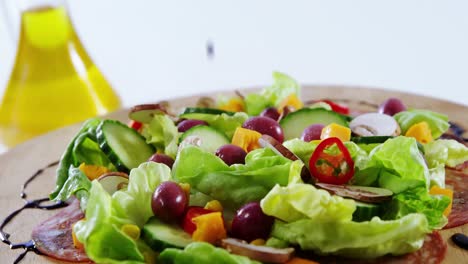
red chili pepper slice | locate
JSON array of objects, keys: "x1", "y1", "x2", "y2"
[
  {"x1": 182, "y1": 206, "x2": 214, "y2": 235},
  {"x1": 319, "y1": 100, "x2": 349, "y2": 115},
  {"x1": 309, "y1": 137, "x2": 354, "y2": 185}
]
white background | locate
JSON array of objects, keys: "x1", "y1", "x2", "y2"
[{"x1": 0, "y1": 0, "x2": 467, "y2": 108}]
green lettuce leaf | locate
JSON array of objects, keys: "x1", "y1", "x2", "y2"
[
  {"x1": 394, "y1": 109, "x2": 450, "y2": 138},
  {"x1": 352, "y1": 137, "x2": 429, "y2": 194},
  {"x1": 180, "y1": 112, "x2": 248, "y2": 139},
  {"x1": 425, "y1": 139, "x2": 468, "y2": 168},
  {"x1": 173, "y1": 146, "x2": 292, "y2": 209},
  {"x1": 50, "y1": 118, "x2": 102, "y2": 200},
  {"x1": 74, "y1": 162, "x2": 171, "y2": 263},
  {"x1": 142, "y1": 114, "x2": 179, "y2": 158},
  {"x1": 382, "y1": 187, "x2": 450, "y2": 229},
  {"x1": 261, "y1": 183, "x2": 356, "y2": 222},
  {"x1": 54, "y1": 166, "x2": 91, "y2": 209},
  {"x1": 271, "y1": 213, "x2": 429, "y2": 258},
  {"x1": 158, "y1": 242, "x2": 260, "y2": 264},
  {"x1": 244, "y1": 72, "x2": 300, "y2": 115}
]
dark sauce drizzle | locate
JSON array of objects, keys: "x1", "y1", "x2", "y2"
[{"x1": 0, "y1": 160, "x2": 67, "y2": 264}]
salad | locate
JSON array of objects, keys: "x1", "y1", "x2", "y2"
[{"x1": 42, "y1": 72, "x2": 467, "y2": 263}]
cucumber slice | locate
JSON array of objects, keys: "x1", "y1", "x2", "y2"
[
  {"x1": 181, "y1": 107, "x2": 236, "y2": 117},
  {"x1": 279, "y1": 108, "x2": 348, "y2": 140},
  {"x1": 97, "y1": 120, "x2": 154, "y2": 171},
  {"x1": 180, "y1": 125, "x2": 230, "y2": 153},
  {"x1": 351, "y1": 136, "x2": 393, "y2": 144},
  {"x1": 142, "y1": 217, "x2": 193, "y2": 251},
  {"x1": 352, "y1": 201, "x2": 382, "y2": 222}
]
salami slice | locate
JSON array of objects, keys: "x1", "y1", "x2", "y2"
[
  {"x1": 300, "y1": 231, "x2": 447, "y2": 264},
  {"x1": 31, "y1": 198, "x2": 90, "y2": 262},
  {"x1": 444, "y1": 167, "x2": 468, "y2": 229}
]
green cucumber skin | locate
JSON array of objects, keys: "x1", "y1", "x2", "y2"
[
  {"x1": 142, "y1": 218, "x2": 192, "y2": 251},
  {"x1": 97, "y1": 120, "x2": 154, "y2": 172},
  {"x1": 352, "y1": 202, "x2": 381, "y2": 222},
  {"x1": 181, "y1": 107, "x2": 236, "y2": 116},
  {"x1": 351, "y1": 136, "x2": 394, "y2": 144},
  {"x1": 280, "y1": 108, "x2": 348, "y2": 140}
]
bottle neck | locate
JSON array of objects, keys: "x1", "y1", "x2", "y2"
[{"x1": 1, "y1": 0, "x2": 67, "y2": 42}]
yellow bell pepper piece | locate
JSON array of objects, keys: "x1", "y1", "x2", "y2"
[
  {"x1": 179, "y1": 183, "x2": 191, "y2": 199},
  {"x1": 278, "y1": 94, "x2": 303, "y2": 113},
  {"x1": 204, "y1": 200, "x2": 223, "y2": 212},
  {"x1": 219, "y1": 98, "x2": 244, "y2": 112},
  {"x1": 72, "y1": 222, "x2": 84, "y2": 249},
  {"x1": 232, "y1": 127, "x2": 262, "y2": 152},
  {"x1": 286, "y1": 257, "x2": 319, "y2": 264},
  {"x1": 192, "y1": 212, "x2": 227, "y2": 244},
  {"x1": 405, "y1": 121, "x2": 433, "y2": 144},
  {"x1": 121, "y1": 224, "x2": 141, "y2": 240},
  {"x1": 250, "y1": 238, "x2": 266, "y2": 246},
  {"x1": 429, "y1": 186, "x2": 453, "y2": 217},
  {"x1": 320, "y1": 123, "x2": 351, "y2": 142},
  {"x1": 78, "y1": 163, "x2": 109, "y2": 180}
]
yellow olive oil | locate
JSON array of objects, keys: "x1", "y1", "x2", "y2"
[{"x1": 0, "y1": 6, "x2": 121, "y2": 147}]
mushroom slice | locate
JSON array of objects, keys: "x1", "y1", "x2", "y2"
[
  {"x1": 129, "y1": 103, "x2": 169, "y2": 123},
  {"x1": 315, "y1": 183, "x2": 393, "y2": 203},
  {"x1": 221, "y1": 238, "x2": 294, "y2": 264},
  {"x1": 259, "y1": 135, "x2": 299, "y2": 161},
  {"x1": 350, "y1": 113, "x2": 400, "y2": 137},
  {"x1": 259, "y1": 135, "x2": 313, "y2": 183},
  {"x1": 97, "y1": 172, "x2": 129, "y2": 195}
]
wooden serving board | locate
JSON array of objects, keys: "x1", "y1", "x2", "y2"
[{"x1": 0, "y1": 85, "x2": 466, "y2": 263}]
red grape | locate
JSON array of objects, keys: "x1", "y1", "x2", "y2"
[
  {"x1": 230, "y1": 202, "x2": 274, "y2": 242},
  {"x1": 242, "y1": 116, "x2": 284, "y2": 143},
  {"x1": 177, "y1": 119, "x2": 209, "y2": 132},
  {"x1": 378, "y1": 98, "x2": 406, "y2": 116},
  {"x1": 215, "y1": 144, "x2": 247, "y2": 165},
  {"x1": 151, "y1": 181, "x2": 188, "y2": 222},
  {"x1": 260, "y1": 107, "x2": 280, "y2": 121},
  {"x1": 301, "y1": 124, "x2": 325, "y2": 142},
  {"x1": 148, "y1": 153, "x2": 175, "y2": 169}
]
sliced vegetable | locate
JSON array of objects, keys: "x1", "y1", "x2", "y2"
[
  {"x1": 315, "y1": 183, "x2": 392, "y2": 203},
  {"x1": 349, "y1": 113, "x2": 400, "y2": 137},
  {"x1": 182, "y1": 206, "x2": 214, "y2": 235},
  {"x1": 278, "y1": 94, "x2": 303, "y2": 113},
  {"x1": 180, "y1": 125, "x2": 230, "y2": 153},
  {"x1": 218, "y1": 98, "x2": 245, "y2": 112},
  {"x1": 316, "y1": 99, "x2": 349, "y2": 115},
  {"x1": 158, "y1": 242, "x2": 261, "y2": 264},
  {"x1": 351, "y1": 136, "x2": 393, "y2": 144},
  {"x1": 142, "y1": 217, "x2": 193, "y2": 251},
  {"x1": 129, "y1": 103, "x2": 168, "y2": 123},
  {"x1": 320, "y1": 123, "x2": 351, "y2": 142},
  {"x1": 181, "y1": 107, "x2": 236, "y2": 116},
  {"x1": 97, "y1": 120, "x2": 155, "y2": 171},
  {"x1": 97, "y1": 172, "x2": 129, "y2": 195},
  {"x1": 192, "y1": 212, "x2": 227, "y2": 244},
  {"x1": 232, "y1": 127, "x2": 262, "y2": 152},
  {"x1": 405, "y1": 121, "x2": 433, "y2": 143},
  {"x1": 429, "y1": 186, "x2": 453, "y2": 217},
  {"x1": 259, "y1": 134, "x2": 299, "y2": 161},
  {"x1": 309, "y1": 137, "x2": 354, "y2": 185},
  {"x1": 280, "y1": 108, "x2": 348, "y2": 140},
  {"x1": 220, "y1": 238, "x2": 294, "y2": 264},
  {"x1": 78, "y1": 163, "x2": 109, "y2": 180},
  {"x1": 352, "y1": 201, "x2": 382, "y2": 222}
]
